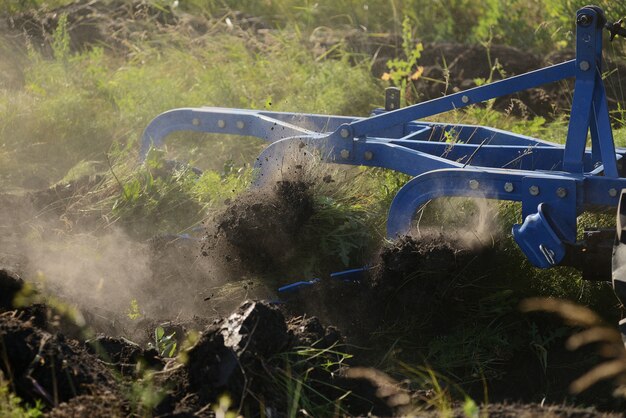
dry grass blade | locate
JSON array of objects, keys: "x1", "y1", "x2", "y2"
[
  {"x1": 566, "y1": 326, "x2": 623, "y2": 351},
  {"x1": 519, "y1": 297, "x2": 603, "y2": 327},
  {"x1": 570, "y1": 359, "x2": 626, "y2": 394},
  {"x1": 344, "y1": 367, "x2": 412, "y2": 409},
  {"x1": 520, "y1": 297, "x2": 626, "y2": 396}
]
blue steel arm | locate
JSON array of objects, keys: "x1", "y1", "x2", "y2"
[
  {"x1": 344, "y1": 60, "x2": 575, "y2": 138},
  {"x1": 140, "y1": 108, "x2": 358, "y2": 159}
]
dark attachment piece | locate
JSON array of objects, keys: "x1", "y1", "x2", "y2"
[
  {"x1": 605, "y1": 19, "x2": 626, "y2": 41},
  {"x1": 385, "y1": 87, "x2": 401, "y2": 111}
]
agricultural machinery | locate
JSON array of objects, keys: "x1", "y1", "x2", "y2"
[{"x1": 141, "y1": 7, "x2": 626, "y2": 335}]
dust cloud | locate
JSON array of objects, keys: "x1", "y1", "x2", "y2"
[
  {"x1": 0, "y1": 195, "x2": 213, "y2": 328},
  {"x1": 21, "y1": 227, "x2": 151, "y2": 315},
  {"x1": 410, "y1": 195, "x2": 501, "y2": 250}
]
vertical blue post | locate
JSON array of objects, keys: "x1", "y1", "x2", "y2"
[{"x1": 563, "y1": 7, "x2": 602, "y2": 174}]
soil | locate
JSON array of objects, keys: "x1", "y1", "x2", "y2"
[
  {"x1": 1, "y1": 256, "x2": 623, "y2": 417},
  {"x1": 3, "y1": 0, "x2": 177, "y2": 56},
  {"x1": 206, "y1": 180, "x2": 314, "y2": 273},
  {"x1": 0, "y1": 310, "x2": 117, "y2": 407}
]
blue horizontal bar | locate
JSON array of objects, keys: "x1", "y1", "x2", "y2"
[{"x1": 350, "y1": 60, "x2": 576, "y2": 137}]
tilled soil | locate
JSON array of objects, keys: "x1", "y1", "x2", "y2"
[
  {"x1": 1, "y1": 249, "x2": 624, "y2": 417},
  {"x1": 0, "y1": 269, "x2": 406, "y2": 417},
  {"x1": 0, "y1": 310, "x2": 117, "y2": 407}
]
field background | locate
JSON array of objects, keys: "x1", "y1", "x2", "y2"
[{"x1": 1, "y1": 0, "x2": 626, "y2": 416}]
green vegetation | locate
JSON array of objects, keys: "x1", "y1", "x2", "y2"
[
  {"x1": 149, "y1": 326, "x2": 177, "y2": 357},
  {"x1": 0, "y1": 380, "x2": 43, "y2": 418}
]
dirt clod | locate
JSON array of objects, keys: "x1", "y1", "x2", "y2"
[
  {"x1": 369, "y1": 235, "x2": 471, "y2": 322},
  {"x1": 210, "y1": 180, "x2": 314, "y2": 271},
  {"x1": 86, "y1": 335, "x2": 163, "y2": 377},
  {"x1": 45, "y1": 392, "x2": 125, "y2": 418},
  {"x1": 161, "y1": 301, "x2": 289, "y2": 407},
  {"x1": 0, "y1": 313, "x2": 117, "y2": 406},
  {"x1": 0, "y1": 268, "x2": 23, "y2": 310}
]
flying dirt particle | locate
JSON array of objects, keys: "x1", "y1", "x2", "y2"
[{"x1": 206, "y1": 180, "x2": 314, "y2": 272}]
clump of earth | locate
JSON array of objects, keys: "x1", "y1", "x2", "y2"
[
  {"x1": 207, "y1": 180, "x2": 314, "y2": 272},
  {"x1": 0, "y1": 268, "x2": 416, "y2": 417}
]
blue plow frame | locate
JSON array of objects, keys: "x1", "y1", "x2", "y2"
[{"x1": 141, "y1": 7, "x2": 626, "y2": 278}]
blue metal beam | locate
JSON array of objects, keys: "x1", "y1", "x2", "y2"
[{"x1": 348, "y1": 60, "x2": 576, "y2": 138}]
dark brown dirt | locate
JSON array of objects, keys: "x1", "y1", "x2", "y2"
[
  {"x1": 409, "y1": 43, "x2": 545, "y2": 116},
  {"x1": 367, "y1": 235, "x2": 481, "y2": 331},
  {"x1": 45, "y1": 392, "x2": 126, "y2": 418},
  {"x1": 1, "y1": 262, "x2": 624, "y2": 416},
  {"x1": 4, "y1": 0, "x2": 177, "y2": 56},
  {"x1": 0, "y1": 312, "x2": 117, "y2": 407},
  {"x1": 150, "y1": 300, "x2": 400, "y2": 417},
  {"x1": 283, "y1": 235, "x2": 490, "y2": 341},
  {"x1": 313, "y1": 30, "x2": 626, "y2": 120},
  {"x1": 85, "y1": 335, "x2": 163, "y2": 378},
  {"x1": 414, "y1": 402, "x2": 624, "y2": 417},
  {"x1": 407, "y1": 42, "x2": 626, "y2": 120},
  {"x1": 0, "y1": 268, "x2": 24, "y2": 310},
  {"x1": 206, "y1": 180, "x2": 314, "y2": 272}
]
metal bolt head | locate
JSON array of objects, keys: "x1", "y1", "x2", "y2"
[
  {"x1": 364, "y1": 151, "x2": 373, "y2": 161},
  {"x1": 236, "y1": 121, "x2": 245, "y2": 129},
  {"x1": 579, "y1": 60, "x2": 590, "y2": 71},
  {"x1": 529, "y1": 185, "x2": 540, "y2": 196},
  {"x1": 217, "y1": 119, "x2": 226, "y2": 128},
  {"x1": 556, "y1": 187, "x2": 567, "y2": 198},
  {"x1": 192, "y1": 118, "x2": 200, "y2": 126},
  {"x1": 609, "y1": 188, "x2": 618, "y2": 197},
  {"x1": 577, "y1": 14, "x2": 592, "y2": 26},
  {"x1": 469, "y1": 179, "x2": 479, "y2": 190},
  {"x1": 461, "y1": 95, "x2": 469, "y2": 104},
  {"x1": 504, "y1": 182, "x2": 514, "y2": 192},
  {"x1": 340, "y1": 149, "x2": 350, "y2": 159},
  {"x1": 340, "y1": 128, "x2": 350, "y2": 138}
]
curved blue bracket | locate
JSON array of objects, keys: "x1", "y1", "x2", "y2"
[
  {"x1": 387, "y1": 169, "x2": 523, "y2": 237},
  {"x1": 386, "y1": 168, "x2": 580, "y2": 241},
  {"x1": 140, "y1": 108, "x2": 320, "y2": 160}
]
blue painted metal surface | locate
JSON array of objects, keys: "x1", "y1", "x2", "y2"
[{"x1": 141, "y1": 6, "x2": 625, "y2": 272}]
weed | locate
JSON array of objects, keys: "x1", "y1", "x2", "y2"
[
  {"x1": 213, "y1": 394, "x2": 238, "y2": 418},
  {"x1": 128, "y1": 372, "x2": 166, "y2": 417},
  {"x1": 0, "y1": 376, "x2": 43, "y2": 418},
  {"x1": 148, "y1": 326, "x2": 177, "y2": 358},
  {"x1": 267, "y1": 344, "x2": 354, "y2": 417},
  {"x1": 127, "y1": 298, "x2": 142, "y2": 320},
  {"x1": 381, "y1": 16, "x2": 424, "y2": 107},
  {"x1": 51, "y1": 13, "x2": 70, "y2": 62}
]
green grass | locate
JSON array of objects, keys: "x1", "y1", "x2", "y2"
[{"x1": 0, "y1": 380, "x2": 43, "y2": 418}]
